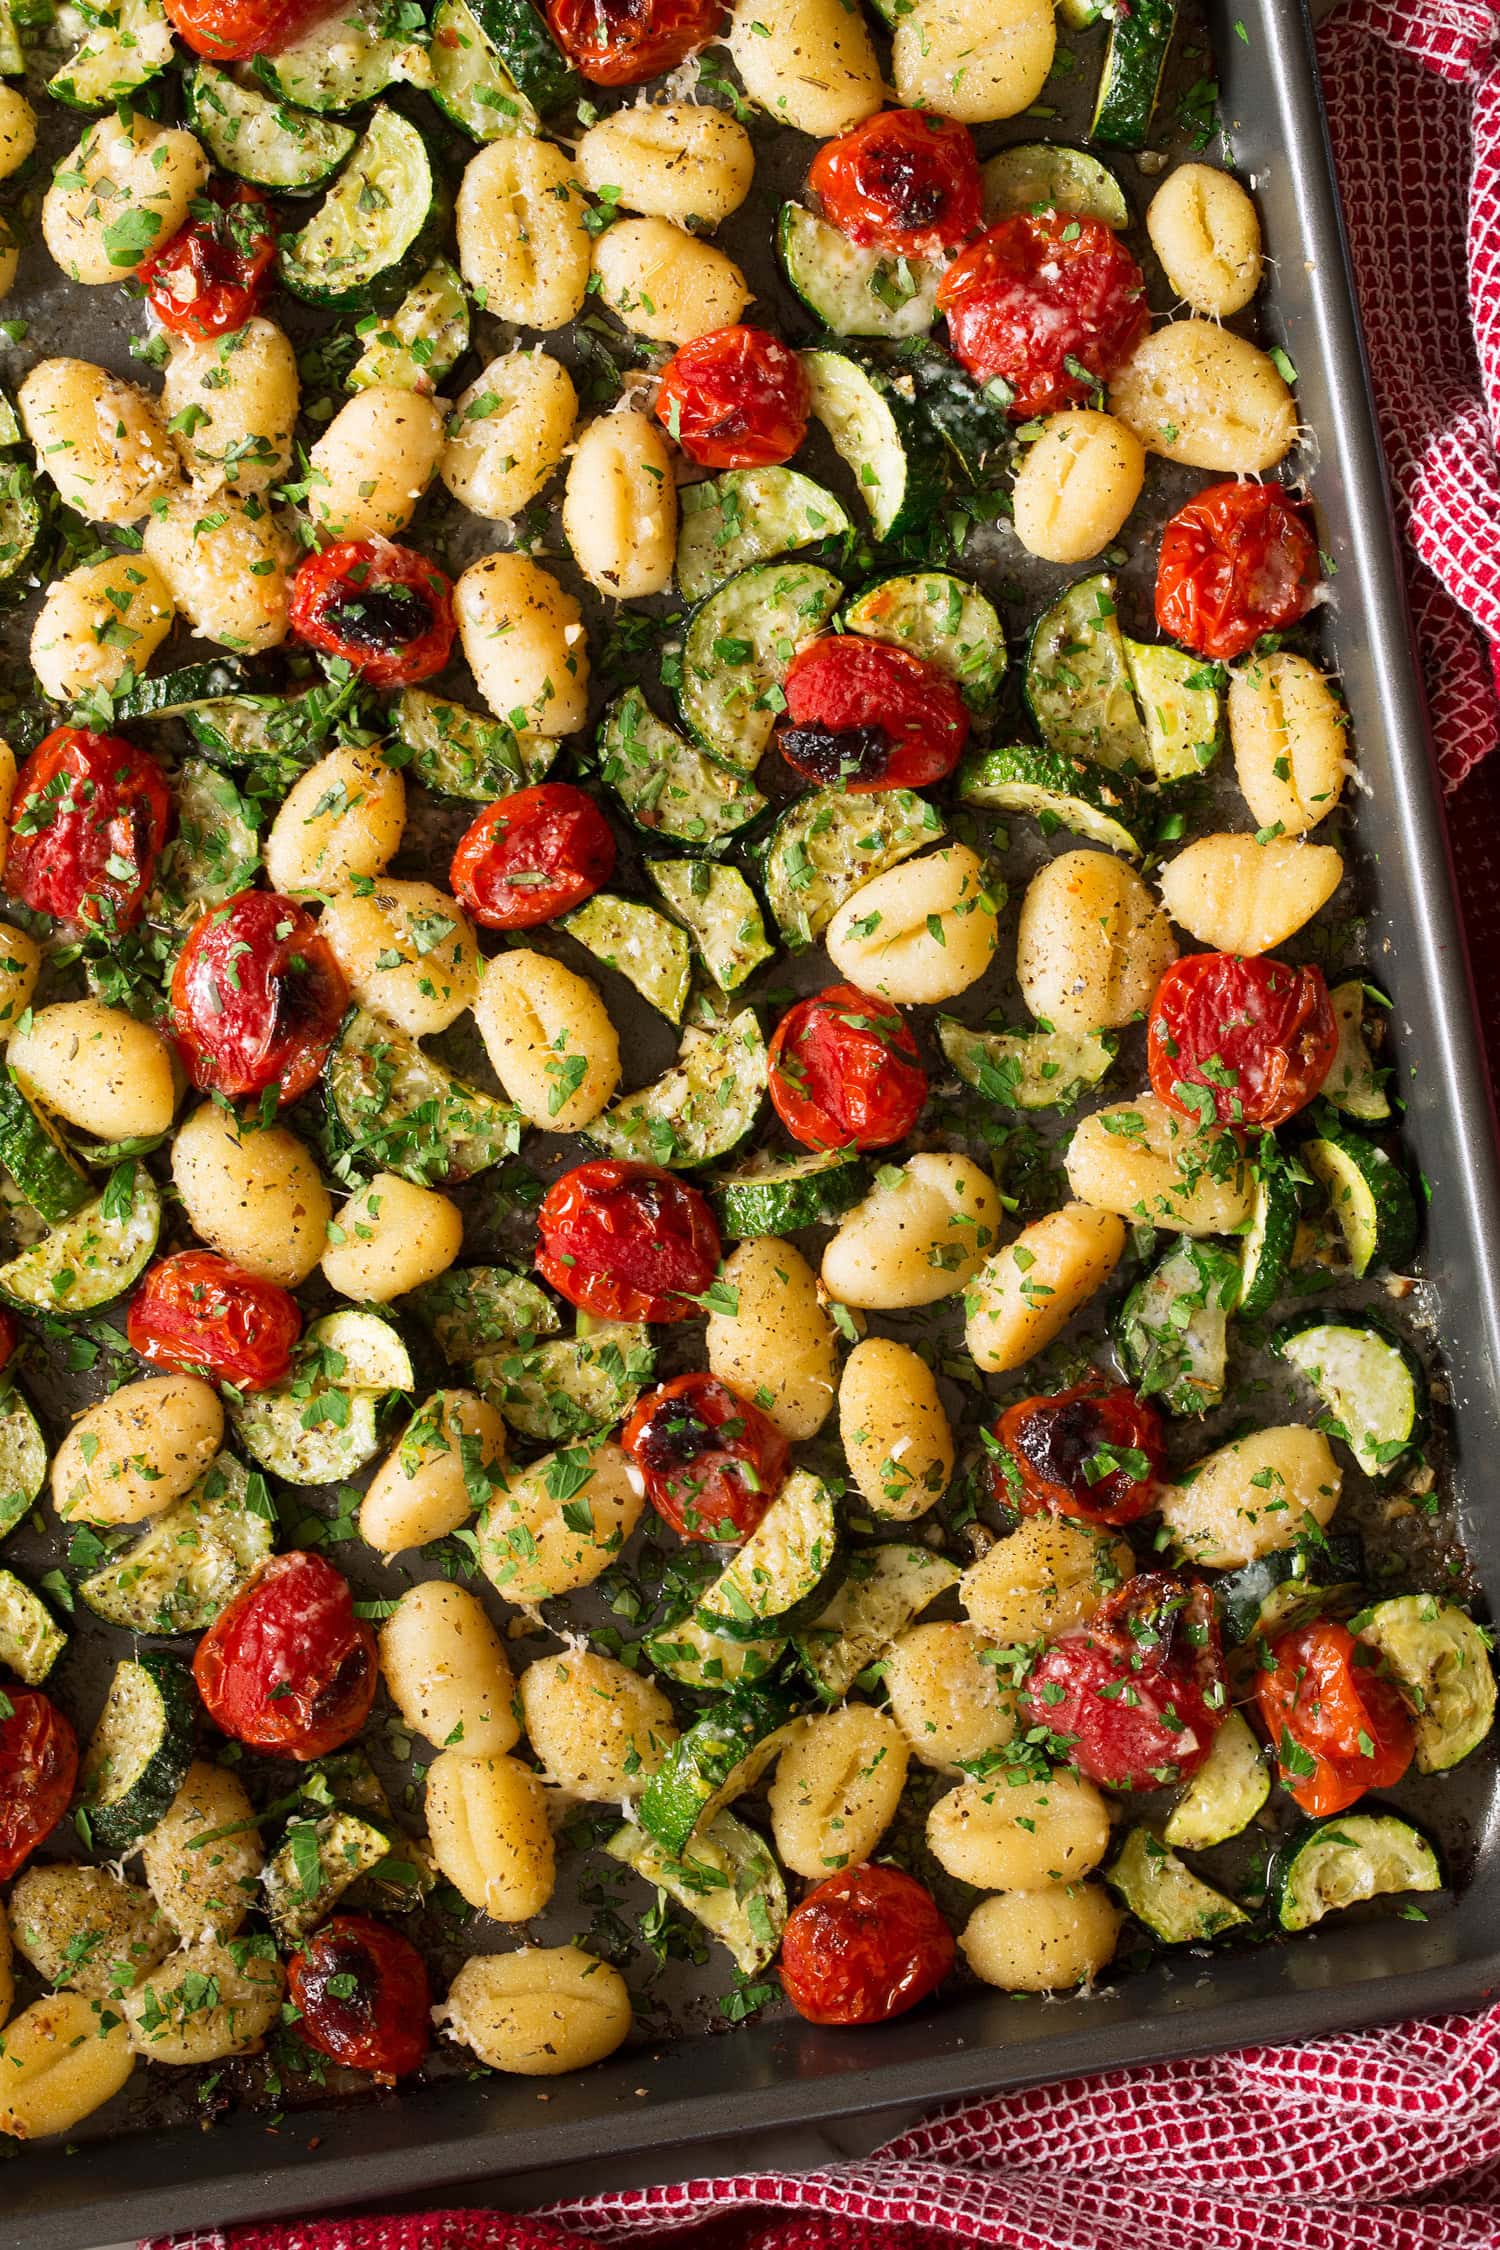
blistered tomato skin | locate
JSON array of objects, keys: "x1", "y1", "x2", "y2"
[
  {"x1": 451, "y1": 784, "x2": 616, "y2": 930},
  {"x1": 139, "y1": 181, "x2": 276, "y2": 340},
  {"x1": 0, "y1": 1692, "x2": 78, "y2": 1883},
  {"x1": 545, "y1": 0, "x2": 722, "y2": 82},
  {"x1": 777, "y1": 637, "x2": 970, "y2": 794},
  {"x1": 7, "y1": 728, "x2": 172, "y2": 934},
  {"x1": 936, "y1": 213, "x2": 1149, "y2": 418},
  {"x1": 1147, "y1": 953, "x2": 1338, "y2": 1130},
  {"x1": 781, "y1": 1863, "x2": 955, "y2": 2026},
  {"x1": 995, "y1": 1374, "x2": 1163, "y2": 1528},
  {"x1": 162, "y1": 0, "x2": 327, "y2": 56},
  {"x1": 809, "y1": 109, "x2": 982, "y2": 258},
  {"x1": 287, "y1": 1915, "x2": 432, "y2": 2083},
  {"x1": 1257, "y1": 1618, "x2": 1416, "y2": 1817},
  {"x1": 128, "y1": 1250, "x2": 302, "y2": 1393},
  {"x1": 290, "y1": 539, "x2": 456, "y2": 690},
  {"x1": 1021, "y1": 1571, "x2": 1226, "y2": 1792},
  {"x1": 1156, "y1": 482, "x2": 1320, "y2": 661},
  {"x1": 536, "y1": 1159, "x2": 721, "y2": 1324},
  {"x1": 171, "y1": 889, "x2": 348, "y2": 1107},
  {"x1": 655, "y1": 327, "x2": 811, "y2": 471},
  {"x1": 0, "y1": 1307, "x2": 19, "y2": 1377},
  {"x1": 193, "y1": 1551, "x2": 378, "y2": 1761},
  {"x1": 622, "y1": 1371, "x2": 789, "y2": 1541},
  {"x1": 767, "y1": 984, "x2": 928, "y2": 1153}
]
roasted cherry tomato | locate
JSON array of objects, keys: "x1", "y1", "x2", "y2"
[
  {"x1": 451, "y1": 783, "x2": 615, "y2": 930},
  {"x1": 0, "y1": 1307, "x2": 19, "y2": 1378},
  {"x1": 936, "y1": 212, "x2": 1149, "y2": 418},
  {"x1": 993, "y1": 1373, "x2": 1163, "y2": 1528},
  {"x1": 781, "y1": 1863, "x2": 954, "y2": 2026},
  {"x1": 128, "y1": 1250, "x2": 302, "y2": 1392},
  {"x1": 1147, "y1": 953, "x2": 1338, "y2": 1131},
  {"x1": 809, "y1": 109, "x2": 981, "y2": 258},
  {"x1": 545, "y1": 0, "x2": 720, "y2": 79},
  {"x1": 1256, "y1": 1618, "x2": 1415, "y2": 1817},
  {"x1": 767, "y1": 983, "x2": 927, "y2": 1153},
  {"x1": 138, "y1": 180, "x2": 276, "y2": 340},
  {"x1": 777, "y1": 636, "x2": 970, "y2": 793},
  {"x1": 1021, "y1": 1571, "x2": 1227, "y2": 1792},
  {"x1": 536, "y1": 1160, "x2": 720, "y2": 1324},
  {"x1": 1156, "y1": 481, "x2": 1320, "y2": 661},
  {"x1": 622, "y1": 1371, "x2": 789, "y2": 1542},
  {"x1": 0, "y1": 1689, "x2": 78, "y2": 1882},
  {"x1": 162, "y1": 0, "x2": 326, "y2": 56},
  {"x1": 287, "y1": 1914, "x2": 431, "y2": 2083},
  {"x1": 654, "y1": 326, "x2": 810, "y2": 470},
  {"x1": 290, "y1": 538, "x2": 454, "y2": 689},
  {"x1": 171, "y1": 889, "x2": 347, "y2": 1107},
  {"x1": 7, "y1": 727, "x2": 171, "y2": 934},
  {"x1": 194, "y1": 1550, "x2": 377, "y2": 1760}
]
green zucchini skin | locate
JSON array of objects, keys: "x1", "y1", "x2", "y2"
[
  {"x1": 1216, "y1": 1533, "x2": 1365, "y2": 1648},
  {"x1": 1301, "y1": 1113, "x2": 1420, "y2": 1278},
  {"x1": 81, "y1": 1653, "x2": 197, "y2": 1855},
  {"x1": 470, "y1": 0, "x2": 578, "y2": 111},
  {"x1": 1091, "y1": 0, "x2": 1177, "y2": 149},
  {"x1": 710, "y1": 1148, "x2": 866, "y2": 1238},
  {"x1": 1353, "y1": 1595, "x2": 1497, "y2": 1774},
  {"x1": 696, "y1": 1471, "x2": 844, "y2": 1641},
  {"x1": 1105, "y1": 1825, "x2": 1249, "y2": 1944},
  {"x1": 1272, "y1": 1812, "x2": 1440, "y2": 1933},
  {"x1": 638, "y1": 1688, "x2": 794, "y2": 1857}
]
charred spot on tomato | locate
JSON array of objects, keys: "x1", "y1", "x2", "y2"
[
  {"x1": 778, "y1": 720, "x2": 894, "y2": 787},
  {"x1": 288, "y1": 1914, "x2": 430, "y2": 2082},
  {"x1": 291, "y1": 539, "x2": 456, "y2": 689},
  {"x1": 866, "y1": 146, "x2": 947, "y2": 230},
  {"x1": 654, "y1": 327, "x2": 811, "y2": 471},
  {"x1": 322, "y1": 582, "x2": 436, "y2": 651},
  {"x1": 545, "y1": 0, "x2": 722, "y2": 82},
  {"x1": 631, "y1": 1396, "x2": 714, "y2": 1474}
]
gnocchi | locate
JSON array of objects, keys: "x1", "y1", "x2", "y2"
[
  {"x1": 1157, "y1": 1425, "x2": 1342, "y2": 1568},
  {"x1": 439, "y1": 1947, "x2": 631, "y2": 2075},
  {"x1": 318, "y1": 881, "x2": 479, "y2": 1037},
  {"x1": 30, "y1": 555, "x2": 174, "y2": 703},
  {"x1": 1159, "y1": 832, "x2": 1345, "y2": 954},
  {"x1": 19, "y1": 358, "x2": 179, "y2": 525},
  {"x1": 519, "y1": 1649, "x2": 677, "y2": 1799},
  {"x1": 441, "y1": 351, "x2": 577, "y2": 522},
  {"x1": 1064, "y1": 1097, "x2": 1254, "y2": 1235},
  {"x1": 474, "y1": 948, "x2": 620, "y2": 1131},
  {"x1": 425, "y1": 1750, "x2": 556, "y2": 1919},
  {"x1": 1110, "y1": 321, "x2": 1298, "y2": 473},
  {"x1": 43, "y1": 113, "x2": 206, "y2": 284},
  {"x1": 122, "y1": 1939, "x2": 284, "y2": 2065},
  {"x1": 838, "y1": 1336, "x2": 954, "y2": 1519},
  {"x1": 307, "y1": 385, "x2": 445, "y2": 541},
  {"x1": 171, "y1": 1103, "x2": 331, "y2": 1288},
  {"x1": 52, "y1": 1375, "x2": 223, "y2": 1526},
  {"x1": 263, "y1": 744, "x2": 406, "y2": 896},
  {"x1": 361, "y1": 1391, "x2": 507, "y2": 1555},
  {"x1": 965, "y1": 1202, "x2": 1126, "y2": 1373},
  {"x1": 0, "y1": 1993, "x2": 134, "y2": 2140},
  {"x1": 455, "y1": 552, "x2": 590, "y2": 735},
  {"x1": 162, "y1": 318, "x2": 299, "y2": 492},
  {"x1": 0, "y1": 86, "x2": 35, "y2": 181},
  {"x1": 140, "y1": 1762, "x2": 264, "y2": 1942},
  {"x1": 9, "y1": 999, "x2": 176, "y2": 1142},
  {"x1": 727, "y1": 0, "x2": 881, "y2": 137},
  {"x1": 322, "y1": 1172, "x2": 464, "y2": 1303},
  {"x1": 927, "y1": 1766, "x2": 1111, "y2": 1889},
  {"x1": 8, "y1": 1866, "x2": 170, "y2": 1999},
  {"x1": 893, "y1": 0, "x2": 1056, "y2": 122},
  {"x1": 593, "y1": 217, "x2": 751, "y2": 345},
  {"x1": 1011, "y1": 411, "x2": 1145, "y2": 565},
  {"x1": 479, "y1": 1440, "x2": 644, "y2": 1602},
  {"x1": 705, "y1": 1236, "x2": 838, "y2": 1438},
  {"x1": 457, "y1": 138, "x2": 591, "y2": 330},
  {"x1": 563, "y1": 410, "x2": 677, "y2": 599},
  {"x1": 768, "y1": 1706, "x2": 909, "y2": 1878},
  {"x1": 1147, "y1": 164, "x2": 1263, "y2": 319},
  {"x1": 962, "y1": 1515, "x2": 1133, "y2": 1644},
  {"x1": 1017, "y1": 850, "x2": 1178, "y2": 1035},
  {"x1": 577, "y1": 105, "x2": 754, "y2": 228},
  {"x1": 822, "y1": 1153, "x2": 1001, "y2": 1311},
  {"x1": 960, "y1": 1884, "x2": 1122, "y2": 1992},
  {"x1": 379, "y1": 1579, "x2": 520, "y2": 1757},
  {"x1": 884, "y1": 1622, "x2": 1017, "y2": 1774},
  {"x1": 142, "y1": 486, "x2": 294, "y2": 653},
  {"x1": 826, "y1": 845, "x2": 1000, "y2": 1003},
  {"x1": 1229, "y1": 653, "x2": 1349, "y2": 836}
]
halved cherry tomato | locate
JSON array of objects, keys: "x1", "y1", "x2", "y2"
[
  {"x1": 1156, "y1": 481, "x2": 1320, "y2": 662},
  {"x1": 936, "y1": 212, "x2": 1149, "y2": 418},
  {"x1": 287, "y1": 1914, "x2": 430, "y2": 2083},
  {"x1": 171, "y1": 889, "x2": 347, "y2": 1107},
  {"x1": 1256, "y1": 1618, "x2": 1415, "y2": 1816},
  {"x1": 128, "y1": 1250, "x2": 302, "y2": 1393},
  {"x1": 993, "y1": 1373, "x2": 1163, "y2": 1528},
  {"x1": 809, "y1": 109, "x2": 981, "y2": 258},
  {"x1": 138, "y1": 181, "x2": 276, "y2": 340},
  {"x1": 536, "y1": 1159, "x2": 720, "y2": 1324},
  {"x1": 654, "y1": 326, "x2": 810, "y2": 471},
  {"x1": 767, "y1": 983, "x2": 927, "y2": 1153},
  {"x1": 7, "y1": 727, "x2": 172, "y2": 934},
  {"x1": 194, "y1": 1551, "x2": 377, "y2": 1760},
  {"x1": 0, "y1": 1307, "x2": 19, "y2": 1378},
  {"x1": 544, "y1": 0, "x2": 721, "y2": 83},
  {"x1": 781, "y1": 1863, "x2": 954, "y2": 2027},
  {"x1": 777, "y1": 635, "x2": 970, "y2": 793},
  {"x1": 0, "y1": 1689, "x2": 77, "y2": 1882},
  {"x1": 1147, "y1": 953, "x2": 1338, "y2": 1131},
  {"x1": 1021, "y1": 1571, "x2": 1227, "y2": 1792},
  {"x1": 163, "y1": 0, "x2": 328, "y2": 56},
  {"x1": 450, "y1": 783, "x2": 615, "y2": 930},
  {"x1": 290, "y1": 539, "x2": 454, "y2": 689},
  {"x1": 622, "y1": 1371, "x2": 788, "y2": 1542}
]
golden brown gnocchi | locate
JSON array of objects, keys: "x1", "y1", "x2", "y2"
[
  {"x1": 439, "y1": 1947, "x2": 631, "y2": 2074},
  {"x1": 1159, "y1": 832, "x2": 1345, "y2": 954},
  {"x1": 1011, "y1": 411, "x2": 1146, "y2": 565},
  {"x1": 474, "y1": 948, "x2": 620, "y2": 1132},
  {"x1": 825, "y1": 846, "x2": 1000, "y2": 1004},
  {"x1": 1229, "y1": 653, "x2": 1349, "y2": 836},
  {"x1": 425, "y1": 1750, "x2": 556, "y2": 1919},
  {"x1": 455, "y1": 552, "x2": 590, "y2": 735},
  {"x1": 19, "y1": 358, "x2": 179, "y2": 525},
  {"x1": 961, "y1": 1515, "x2": 1133, "y2": 1644},
  {"x1": 563, "y1": 410, "x2": 677, "y2": 599},
  {"x1": 1017, "y1": 850, "x2": 1177, "y2": 1035},
  {"x1": 519, "y1": 1649, "x2": 677, "y2": 1799},
  {"x1": 884, "y1": 1622, "x2": 1017, "y2": 1774},
  {"x1": 577, "y1": 105, "x2": 754, "y2": 228},
  {"x1": 457, "y1": 138, "x2": 591, "y2": 330},
  {"x1": 592, "y1": 218, "x2": 751, "y2": 345},
  {"x1": 1064, "y1": 1096, "x2": 1254, "y2": 1235},
  {"x1": 1157, "y1": 1425, "x2": 1342, "y2": 1568},
  {"x1": 706, "y1": 1236, "x2": 839, "y2": 1439},
  {"x1": 1110, "y1": 321, "x2": 1297, "y2": 472},
  {"x1": 768, "y1": 1706, "x2": 909, "y2": 1878},
  {"x1": 318, "y1": 882, "x2": 479, "y2": 1037},
  {"x1": 838, "y1": 1337, "x2": 954, "y2": 1519},
  {"x1": 965, "y1": 1202, "x2": 1126, "y2": 1373},
  {"x1": 822, "y1": 1154, "x2": 1001, "y2": 1311},
  {"x1": 1147, "y1": 163, "x2": 1263, "y2": 318},
  {"x1": 960, "y1": 1884, "x2": 1121, "y2": 1992},
  {"x1": 171, "y1": 1105, "x2": 331, "y2": 1288},
  {"x1": 379, "y1": 1579, "x2": 520, "y2": 1757},
  {"x1": 480, "y1": 1440, "x2": 644, "y2": 1602},
  {"x1": 441, "y1": 350, "x2": 577, "y2": 522}
]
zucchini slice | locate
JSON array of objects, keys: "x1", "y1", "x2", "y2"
[
  {"x1": 678, "y1": 561, "x2": 842, "y2": 773},
  {"x1": 1237, "y1": 1154, "x2": 1300, "y2": 1319},
  {"x1": 184, "y1": 675, "x2": 358, "y2": 771},
  {"x1": 0, "y1": 1071, "x2": 92, "y2": 1224},
  {"x1": 232, "y1": 1311, "x2": 412, "y2": 1486},
  {"x1": 308, "y1": 1308, "x2": 417, "y2": 1391},
  {"x1": 475, "y1": 1318, "x2": 653, "y2": 1443},
  {"x1": 187, "y1": 64, "x2": 358, "y2": 194},
  {"x1": 0, "y1": 1384, "x2": 49, "y2": 1543},
  {"x1": 697, "y1": 1469, "x2": 843, "y2": 1641},
  {"x1": 643, "y1": 1612, "x2": 786, "y2": 1693},
  {"x1": 279, "y1": 106, "x2": 443, "y2": 310},
  {"x1": 107, "y1": 661, "x2": 251, "y2": 729},
  {"x1": 48, "y1": 0, "x2": 173, "y2": 107},
  {"x1": 562, "y1": 893, "x2": 693, "y2": 1025},
  {"x1": 638, "y1": 1688, "x2": 795, "y2": 1857},
  {"x1": 0, "y1": 1567, "x2": 66, "y2": 1685},
  {"x1": 1091, "y1": 0, "x2": 1177, "y2": 150},
  {"x1": 588, "y1": 1010, "x2": 767, "y2": 1170},
  {"x1": 82, "y1": 1654, "x2": 196, "y2": 1855},
  {"x1": 776, "y1": 204, "x2": 941, "y2": 340},
  {"x1": 937, "y1": 1015, "x2": 1116, "y2": 1114},
  {"x1": 647, "y1": 861, "x2": 774, "y2": 994},
  {"x1": 77, "y1": 1453, "x2": 274, "y2": 1634},
  {"x1": 605, "y1": 1808, "x2": 786, "y2": 1974},
  {"x1": 350, "y1": 260, "x2": 470, "y2": 395},
  {"x1": 1302, "y1": 1118, "x2": 1419, "y2": 1278},
  {"x1": 899, "y1": 338, "x2": 1010, "y2": 486},
  {"x1": 759, "y1": 786, "x2": 943, "y2": 950},
  {"x1": 0, "y1": 461, "x2": 44, "y2": 591},
  {"x1": 710, "y1": 1146, "x2": 866, "y2": 1238},
  {"x1": 1117, "y1": 1238, "x2": 1241, "y2": 1416},
  {"x1": 1274, "y1": 1312, "x2": 1426, "y2": 1479},
  {"x1": 675, "y1": 467, "x2": 851, "y2": 608},
  {"x1": 324, "y1": 1005, "x2": 521, "y2": 1185},
  {"x1": 981, "y1": 142, "x2": 1130, "y2": 229},
  {"x1": 1354, "y1": 1594, "x2": 1497, "y2": 1774},
  {"x1": 409, "y1": 1263, "x2": 560, "y2": 1364},
  {"x1": 0, "y1": 1164, "x2": 160, "y2": 1315},
  {"x1": 1273, "y1": 1813, "x2": 1440, "y2": 1934},
  {"x1": 430, "y1": 0, "x2": 538, "y2": 139},
  {"x1": 147, "y1": 757, "x2": 262, "y2": 925},
  {"x1": 1124, "y1": 640, "x2": 1224, "y2": 783},
  {"x1": 254, "y1": 0, "x2": 431, "y2": 111},
  {"x1": 795, "y1": 1542, "x2": 961, "y2": 1702},
  {"x1": 470, "y1": 0, "x2": 577, "y2": 111},
  {"x1": 0, "y1": 0, "x2": 20, "y2": 75},
  {"x1": 396, "y1": 686, "x2": 551, "y2": 798},
  {"x1": 800, "y1": 347, "x2": 946, "y2": 542},
  {"x1": 1106, "y1": 1826, "x2": 1250, "y2": 1943},
  {"x1": 956, "y1": 743, "x2": 1141, "y2": 855},
  {"x1": 1163, "y1": 1710, "x2": 1271, "y2": 1851},
  {"x1": 842, "y1": 571, "x2": 1008, "y2": 712},
  {"x1": 1324, "y1": 980, "x2": 1392, "y2": 1124},
  {"x1": 1025, "y1": 573, "x2": 1150, "y2": 773},
  {"x1": 598, "y1": 689, "x2": 765, "y2": 848},
  {"x1": 264, "y1": 1810, "x2": 396, "y2": 1944},
  {"x1": 1217, "y1": 1533, "x2": 1365, "y2": 1649}
]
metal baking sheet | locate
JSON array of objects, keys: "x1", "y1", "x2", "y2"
[{"x1": 7, "y1": 0, "x2": 1500, "y2": 2239}]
